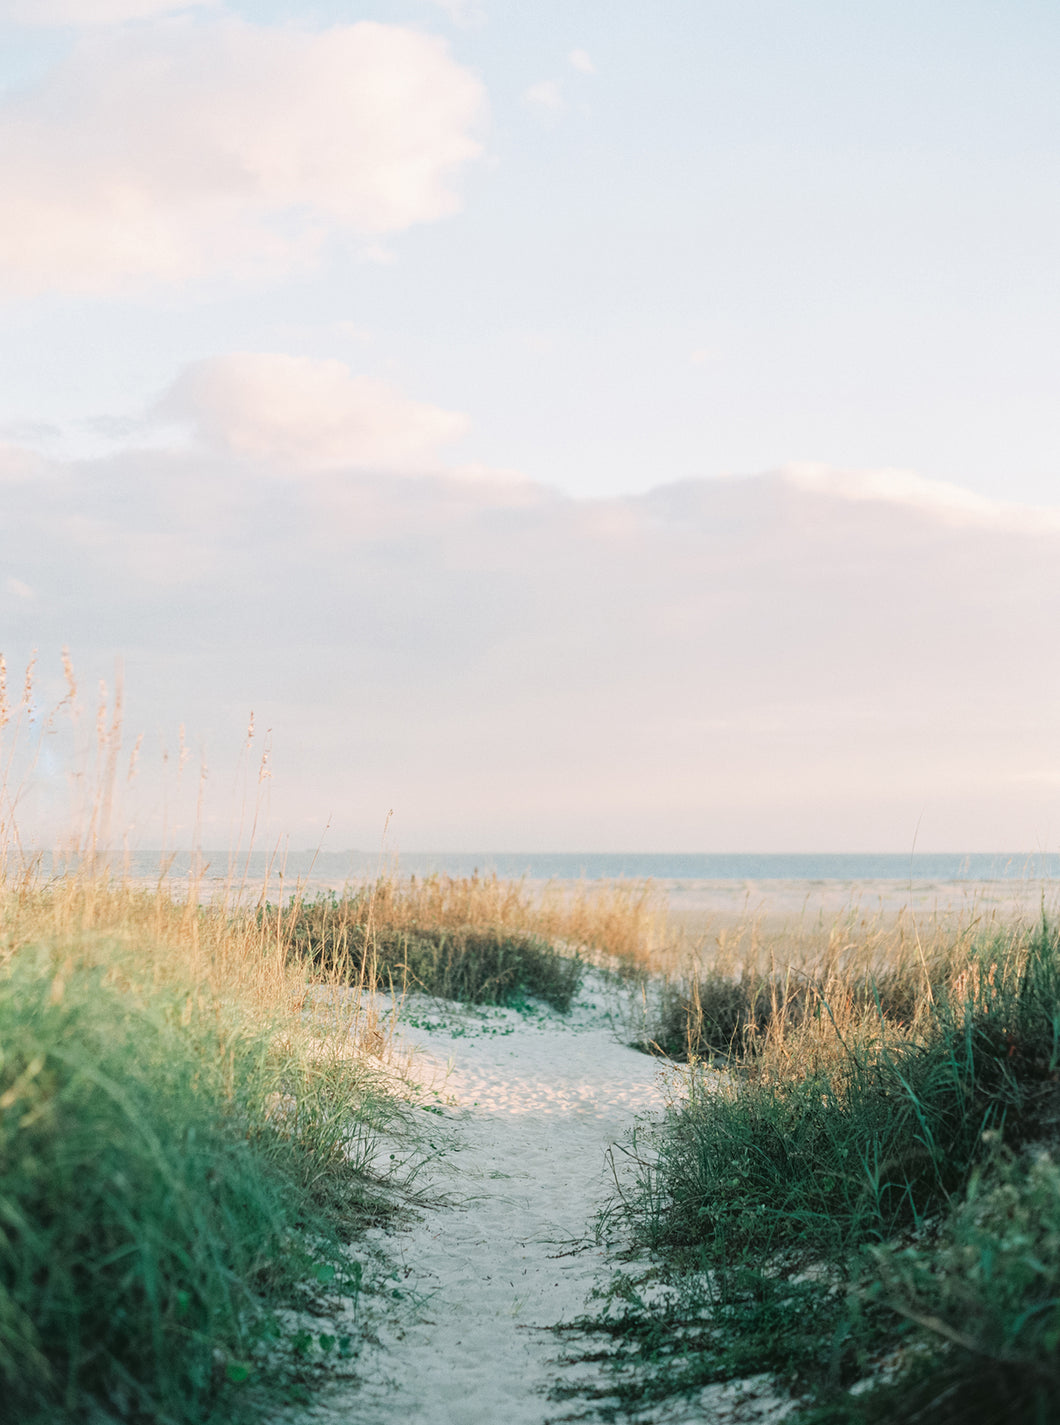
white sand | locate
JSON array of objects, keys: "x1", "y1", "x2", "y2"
[
  {"x1": 660, "y1": 875, "x2": 1056, "y2": 925},
  {"x1": 358, "y1": 987, "x2": 662, "y2": 1423},
  {"x1": 283, "y1": 981, "x2": 788, "y2": 1424}
]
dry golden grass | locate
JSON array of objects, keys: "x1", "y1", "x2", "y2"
[
  {"x1": 0, "y1": 865, "x2": 399, "y2": 1086},
  {"x1": 321, "y1": 870, "x2": 677, "y2": 973},
  {"x1": 280, "y1": 872, "x2": 1047, "y2": 1069},
  {"x1": 632, "y1": 895, "x2": 1048, "y2": 1064}
]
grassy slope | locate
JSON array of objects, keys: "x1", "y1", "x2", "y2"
[
  {"x1": 561, "y1": 915, "x2": 1060, "y2": 1424},
  {"x1": 0, "y1": 885, "x2": 401, "y2": 1424}
]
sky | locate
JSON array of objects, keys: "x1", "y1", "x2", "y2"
[{"x1": 1, "y1": 0, "x2": 1058, "y2": 854}]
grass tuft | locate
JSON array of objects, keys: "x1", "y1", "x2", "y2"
[{"x1": 276, "y1": 883, "x2": 585, "y2": 1011}]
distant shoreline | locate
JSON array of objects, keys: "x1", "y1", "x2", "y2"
[
  {"x1": 29, "y1": 849, "x2": 1060, "y2": 924},
  {"x1": 37, "y1": 849, "x2": 1060, "y2": 884}
]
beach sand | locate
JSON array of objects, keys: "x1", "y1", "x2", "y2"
[
  {"x1": 280, "y1": 978, "x2": 789, "y2": 1424},
  {"x1": 658, "y1": 876, "x2": 1057, "y2": 951}
]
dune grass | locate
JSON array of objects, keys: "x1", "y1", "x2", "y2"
[
  {"x1": 0, "y1": 874, "x2": 403, "y2": 1425},
  {"x1": 635, "y1": 902, "x2": 997, "y2": 1061},
  {"x1": 270, "y1": 873, "x2": 669, "y2": 1013},
  {"x1": 560, "y1": 909, "x2": 1060, "y2": 1424}
]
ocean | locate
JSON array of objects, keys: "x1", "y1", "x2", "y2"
[
  {"x1": 89, "y1": 848, "x2": 1060, "y2": 884},
  {"x1": 293, "y1": 851, "x2": 1060, "y2": 883}
]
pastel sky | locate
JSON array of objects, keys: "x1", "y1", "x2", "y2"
[{"x1": 1, "y1": 0, "x2": 1058, "y2": 852}]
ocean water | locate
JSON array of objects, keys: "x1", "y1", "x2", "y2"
[
  {"x1": 104, "y1": 848, "x2": 1060, "y2": 886},
  {"x1": 309, "y1": 851, "x2": 1060, "y2": 884}
]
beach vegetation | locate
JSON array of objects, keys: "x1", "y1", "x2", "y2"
[
  {"x1": 562, "y1": 909, "x2": 1060, "y2": 1423},
  {"x1": 274, "y1": 886, "x2": 581, "y2": 1011},
  {"x1": 0, "y1": 874, "x2": 406, "y2": 1425},
  {"x1": 272, "y1": 873, "x2": 673, "y2": 1012}
]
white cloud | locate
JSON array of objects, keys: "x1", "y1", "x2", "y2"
[
  {"x1": 0, "y1": 442, "x2": 48, "y2": 480},
  {"x1": 524, "y1": 80, "x2": 564, "y2": 113},
  {"x1": 4, "y1": 576, "x2": 34, "y2": 599},
  {"x1": 780, "y1": 462, "x2": 1060, "y2": 531},
  {"x1": 567, "y1": 49, "x2": 596, "y2": 74},
  {"x1": 159, "y1": 353, "x2": 470, "y2": 471},
  {"x1": 4, "y1": 450, "x2": 1059, "y2": 850},
  {"x1": 0, "y1": 0, "x2": 212, "y2": 21},
  {"x1": 0, "y1": 19, "x2": 487, "y2": 295}
]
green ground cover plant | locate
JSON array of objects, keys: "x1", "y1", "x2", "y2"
[
  {"x1": 0, "y1": 885, "x2": 403, "y2": 1425},
  {"x1": 561, "y1": 914, "x2": 1060, "y2": 1423}
]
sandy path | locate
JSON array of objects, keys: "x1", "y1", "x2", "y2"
[
  {"x1": 273, "y1": 985, "x2": 792, "y2": 1424},
  {"x1": 315, "y1": 984, "x2": 668, "y2": 1424}
]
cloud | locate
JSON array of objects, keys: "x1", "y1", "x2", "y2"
[
  {"x1": 0, "y1": 0, "x2": 212, "y2": 21},
  {"x1": 4, "y1": 576, "x2": 34, "y2": 599},
  {"x1": 779, "y1": 462, "x2": 1060, "y2": 531},
  {"x1": 567, "y1": 49, "x2": 595, "y2": 74},
  {"x1": 4, "y1": 442, "x2": 1060, "y2": 851},
  {"x1": 0, "y1": 442, "x2": 48, "y2": 480},
  {"x1": 0, "y1": 418, "x2": 63, "y2": 445},
  {"x1": 158, "y1": 353, "x2": 471, "y2": 471},
  {"x1": 0, "y1": 19, "x2": 487, "y2": 295},
  {"x1": 524, "y1": 80, "x2": 564, "y2": 113}
]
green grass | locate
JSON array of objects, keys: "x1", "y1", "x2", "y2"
[
  {"x1": 0, "y1": 940, "x2": 395, "y2": 1424},
  {"x1": 278, "y1": 890, "x2": 584, "y2": 1011},
  {"x1": 561, "y1": 917, "x2": 1060, "y2": 1423},
  {"x1": 857, "y1": 1147, "x2": 1060, "y2": 1424}
]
